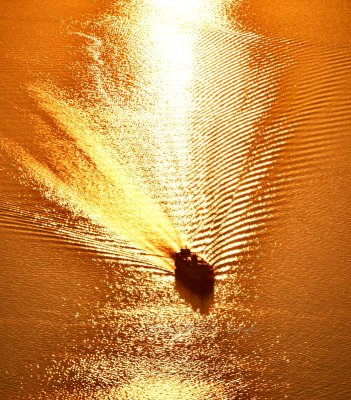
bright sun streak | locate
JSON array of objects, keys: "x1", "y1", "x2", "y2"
[{"x1": 149, "y1": 0, "x2": 204, "y2": 21}]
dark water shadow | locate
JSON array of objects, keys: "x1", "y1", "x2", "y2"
[{"x1": 174, "y1": 274, "x2": 214, "y2": 315}]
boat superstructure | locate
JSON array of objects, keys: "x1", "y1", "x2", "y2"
[{"x1": 173, "y1": 248, "x2": 214, "y2": 292}]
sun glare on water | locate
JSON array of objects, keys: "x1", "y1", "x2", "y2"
[{"x1": 1, "y1": 0, "x2": 221, "y2": 261}]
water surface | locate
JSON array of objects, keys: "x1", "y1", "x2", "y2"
[{"x1": 1, "y1": 1, "x2": 350, "y2": 399}]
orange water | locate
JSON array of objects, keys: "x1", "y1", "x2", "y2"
[{"x1": 0, "y1": 1, "x2": 350, "y2": 399}]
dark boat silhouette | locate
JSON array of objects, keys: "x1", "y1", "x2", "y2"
[{"x1": 173, "y1": 248, "x2": 214, "y2": 293}]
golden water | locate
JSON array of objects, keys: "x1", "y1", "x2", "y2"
[{"x1": 0, "y1": 1, "x2": 350, "y2": 399}]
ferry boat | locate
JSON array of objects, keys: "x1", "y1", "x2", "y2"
[{"x1": 173, "y1": 248, "x2": 214, "y2": 293}]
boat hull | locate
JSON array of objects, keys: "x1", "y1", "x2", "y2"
[
  {"x1": 175, "y1": 268, "x2": 214, "y2": 294},
  {"x1": 173, "y1": 249, "x2": 214, "y2": 293}
]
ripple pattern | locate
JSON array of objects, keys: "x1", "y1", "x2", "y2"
[{"x1": 186, "y1": 29, "x2": 351, "y2": 272}]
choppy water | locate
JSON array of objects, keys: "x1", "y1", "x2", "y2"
[{"x1": 1, "y1": 1, "x2": 350, "y2": 399}]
